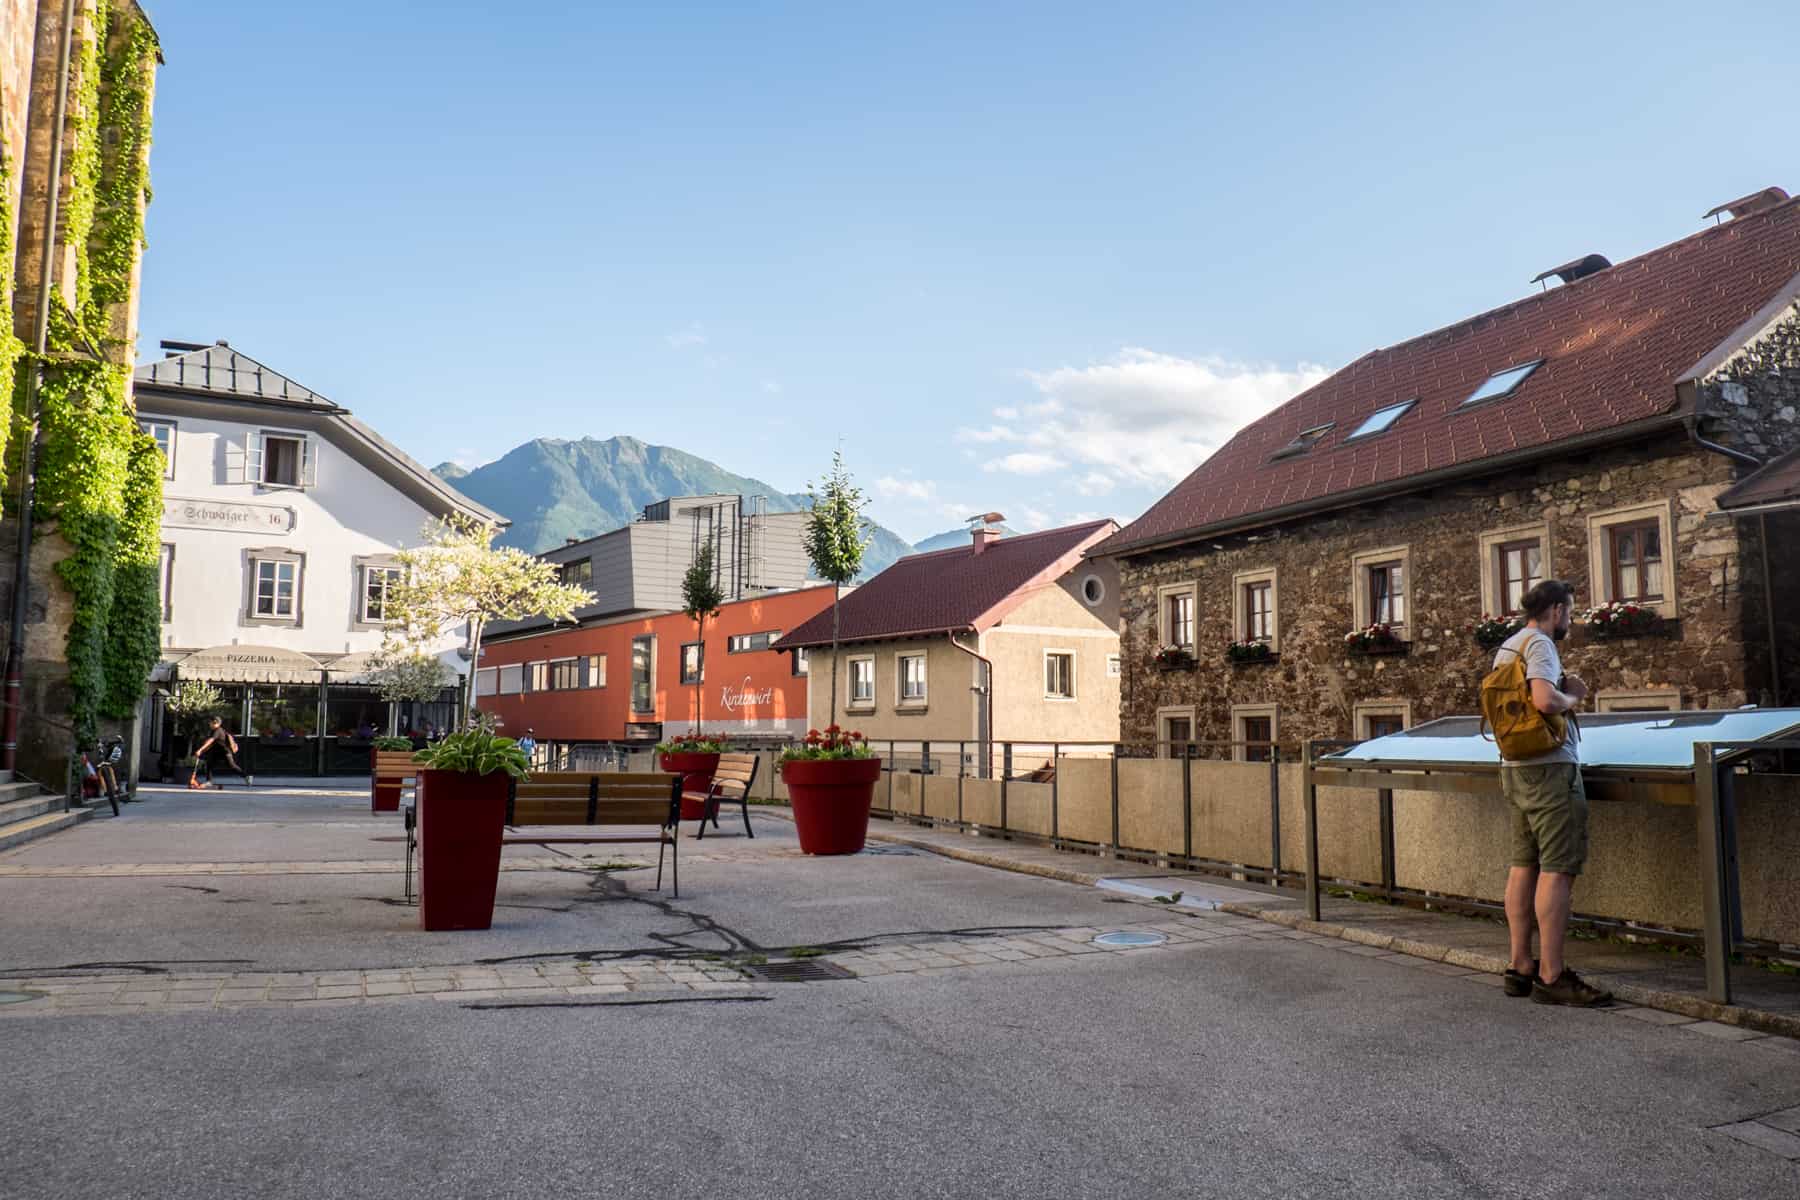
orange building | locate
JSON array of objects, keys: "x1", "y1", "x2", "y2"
[{"x1": 475, "y1": 586, "x2": 834, "y2": 750}]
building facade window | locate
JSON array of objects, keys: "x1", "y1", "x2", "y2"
[
  {"x1": 1158, "y1": 706, "x2": 1197, "y2": 759},
  {"x1": 680, "y1": 642, "x2": 704, "y2": 685},
  {"x1": 1232, "y1": 568, "x2": 1279, "y2": 648},
  {"x1": 583, "y1": 654, "x2": 606, "y2": 688},
  {"x1": 559, "y1": 558, "x2": 593, "y2": 587},
  {"x1": 1231, "y1": 703, "x2": 1279, "y2": 763},
  {"x1": 1106, "y1": 654, "x2": 1121, "y2": 678},
  {"x1": 631, "y1": 635, "x2": 655, "y2": 712},
  {"x1": 1044, "y1": 650, "x2": 1075, "y2": 700},
  {"x1": 360, "y1": 564, "x2": 401, "y2": 623},
  {"x1": 498, "y1": 664, "x2": 523, "y2": 695},
  {"x1": 1586, "y1": 501, "x2": 1677, "y2": 618},
  {"x1": 898, "y1": 653, "x2": 927, "y2": 704},
  {"x1": 140, "y1": 419, "x2": 175, "y2": 479},
  {"x1": 729, "y1": 631, "x2": 781, "y2": 653},
  {"x1": 550, "y1": 657, "x2": 582, "y2": 690},
  {"x1": 159, "y1": 543, "x2": 174, "y2": 622},
  {"x1": 1479, "y1": 524, "x2": 1550, "y2": 618},
  {"x1": 475, "y1": 667, "x2": 497, "y2": 697},
  {"x1": 792, "y1": 647, "x2": 810, "y2": 677},
  {"x1": 1497, "y1": 540, "x2": 1542, "y2": 615},
  {"x1": 1353, "y1": 699, "x2": 1413, "y2": 740},
  {"x1": 1158, "y1": 582, "x2": 1197, "y2": 649},
  {"x1": 1351, "y1": 545, "x2": 1412, "y2": 636},
  {"x1": 848, "y1": 655, "x2": 875, "y2": 707},
  {"x1": 250, "y1": 556, "x2": 300, "y2": 623},
  {"x1": 526, "y1": 661, "x2": 549, "y2": 692},
  {"x1": 252, "y1": 431, "x2": 314, "y2": 488}
]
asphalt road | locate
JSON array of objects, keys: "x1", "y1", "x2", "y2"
[{"x1": 2, "y1": 785, "x2": 1796, "y2": 1199}]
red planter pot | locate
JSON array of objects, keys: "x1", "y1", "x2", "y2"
[
  {"x1": 418, "y1": 768, "x2": 508, "y2": 932},
  {"x1": 782, "y1": 757, "x2": 883, "y2": 855},
  {"x1": 662, "y1": 751, "x2": 721, "y2": 820}
]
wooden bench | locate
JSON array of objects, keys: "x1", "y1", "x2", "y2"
[
  {"x1": 372, "y1": 749, "x2": 423, "y2": 803},
  {"x1": 505, "y1": 771, "x2": 685, "y2": 896},
  {"x1": 686, "y1": 752, "x2": 759, "y2": 840}
]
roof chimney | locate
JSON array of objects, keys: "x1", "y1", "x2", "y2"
[
  {"x1": 968, "y1": 511, "x2": 1005, "y2": 554},
  {"x1": 1703, "y1": 187, "x2": 1791, "y2": 223}
]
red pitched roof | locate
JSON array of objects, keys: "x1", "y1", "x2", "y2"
[
  {"x1": 1718, "y1": 445, "x2": 1800, "y2": 512},
  {"x1": 1098, "y1": 196, "x2": 1800, "y2": 557},
  {"x1": 774, "y1": 520, "x2": 1118, "y2": 649}
]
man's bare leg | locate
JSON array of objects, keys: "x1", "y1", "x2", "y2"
[
  {"x1": 1505, "y1": 865, "x2": 1538, "y2": 972},
  {"x1": 1535, "y1": 871, "x2": 1575, "y2": 981}
]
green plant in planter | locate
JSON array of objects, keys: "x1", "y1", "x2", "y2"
[
  {"x1": 1225, "y1": 638, "x2": 1272, "y2": 663},
  {"x1": 165, "y1": 679, "x2": 224, "y2": 758},
  {"x1": 780, "y1": 726, "x2": 873, "y2": 762},
  {"x1": 414, "y1": 728, "x2": 530, "y2": 779},
  {"x1": 655, "y1": 732, "x2": 726, "y2": 755},
  {"x1": 372, "y1": 735, "x2": 415, "y2": 752},
  {"x1": 1469, "y1": 614, "x2": 1526, "y2": 649}
]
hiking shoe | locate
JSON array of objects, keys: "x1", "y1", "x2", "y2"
[
  {"x1": 1503, "y1": 960, "x2": 1538, "y2": 998},
  {"x1": 1532, "y1": 968, "x2": 1613, "y2": 1007},
  {"x1": 245, "y1": 775, "x2": 254, "y2": 788}
]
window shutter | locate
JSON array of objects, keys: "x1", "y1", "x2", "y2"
[
  {"x1": 247, "y1": 433, "x2": 264, "y2": 484},
  {"x1": 300, "y1": 439, "x2": 317, "y2": 488}
]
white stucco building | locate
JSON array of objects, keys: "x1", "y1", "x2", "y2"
[{"x1": 133, "y1": 341, "x2": 503, "y2": 775}]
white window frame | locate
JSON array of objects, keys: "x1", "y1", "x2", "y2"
[
  {"x1": 140, "y1": 419, "x2": 176, "y2": 479},
  {"x1": 475, "y1": 667, "x2": 497, "y2": 698},
  {"x1": 1586, "y1": 500, "x2": 1678, "y2": 619},
  {"x1": 1595, "y1": 688, "x2": 1683, "y2": 713},
  {"x1": 896, "y1": 652, "x2": 927, "y2": 706},
  {"x1": 1351, "y1": 545, "x2": 1413, "y2": 637},
  {"x1": 729, "y1": 631, "x2": 782, "y2": 653},
  {"x1": 1353, "y1": 699, "x2": 1413, "y2": 740},
  {"x1": 250, "y1": 429, "x2": 316, "y2": 490},
  {"x1": 1157, "y1": 705, "x2": 1197, "y2": 759},
  {"x1": 680, "y1": 641, "x2": 704, "y2": 685},
  {"x1": 245, "y1": 551, "x2": 303, "y2": 626},
  {"x1": 584, "y1": 654, "x2": 606, "y2": 688},
  {"x1": 1230, "y1": 703, "x2": 1279, "y2": 763},
  {"x1": 549, "y1": 656, "x2": 581, "y2": 690},
  {"x1": 1156, "y1": 581, "x2": 1198, "y2": 650},
  {"x1": 1043, "y1": 649, "x2": 1076, "y2": 701},
  {"x1": 497, "y1": 664, "x2": 523, "y2": 695},
  {"x1": 1106, "y1": 654, "x2": 1121, "y2": 678},
  {"x1": 357, "y1": 560, "x2": 403, "y2": 627},
  {"x1": 1478, "y1": 523, "x2": 1551, "y2": 618},
  {"x1": 847, "y1": 654, "x2": 876, "y2": 709},
  {"x1": 1232, "y1": 567, "x2": 1279, "y2": 651},
  {"x1": 158, "y1": 542, "x2": 174, "y2": 623}
]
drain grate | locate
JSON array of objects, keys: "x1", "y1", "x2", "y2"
[
  {"x1": 1093, "y1": 931, "x2": 1169, "y2": 948},
  {"x1": 742, "y1": 959, "x2": 856, "y2": 983}
]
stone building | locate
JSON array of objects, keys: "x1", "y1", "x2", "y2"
[
  {"x1": 1, "y1": 1, "x2": 162, "y2": 784},
  {"x1": 1094, "y1": 189, "x2": 1800, "y2": 754}
]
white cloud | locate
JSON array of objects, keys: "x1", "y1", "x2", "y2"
[
  {"x1": 1016, "y1": 505, "x2": 1054, "y2": 532},
  {"x1": 983, "y1": 451, "x2": 1064, "y2": 476},
  {"x1": 664, "y1": 323, "x2": 707, "y2": 349},
  {"x1": 876, "y1": 475, "x2": 937, "y2": 502},
  {"x1": 761, "y1": 379, "x2": 783, "y2": 394},
  {"x1": 958, "y1": 347, "x2": 1330, "y2": 492}
]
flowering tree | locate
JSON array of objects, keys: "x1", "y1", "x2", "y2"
[
  {"x1": 802, "y1": 451, "x2": 871, "y2": 732},
  {"x1": 381, "y1": 515, "x2": 595, "y2": 719},
  {"x1": 368, "y1": 650, "x2": 454, "y2": 732},
  {"x1": 680, "y1": 535, "x2": 725, "y2": 736}
]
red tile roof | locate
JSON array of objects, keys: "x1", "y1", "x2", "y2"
[
  {"x1": 1098, "y1": 197, "x2": 1800, "y2": 557},
  {"x1": 774, "y1": 520, "x2": 1118, "y2": 649}
]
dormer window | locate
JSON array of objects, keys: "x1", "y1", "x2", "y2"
[
  {"x1": 1270, "y1": 423, "x2": 1334, "y2": 460},
  {"x1": 1459, "y1": 360, "x2": 1542, "y2": 409},
  {"x1": 1344, "y1": 400, "x2": 1416, "y2": 442}
]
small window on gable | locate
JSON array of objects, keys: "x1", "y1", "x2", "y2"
[
  {"x1": 1344, "y1": 400, "x2": 1416, "y2": 442},
  {"x1": 1459, "y1": 360, "x2": 1543, "y2": 408},
  {"x1": 1270, "y1": 423, "x2": 1335, "y2": 460}
]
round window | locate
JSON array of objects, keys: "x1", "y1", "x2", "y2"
[{"x1": 1081, "y1": 575, "x2": 1105, "y2": 606}]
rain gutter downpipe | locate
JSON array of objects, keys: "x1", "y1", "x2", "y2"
[
  {"x1": 949, "y1": 630, "x2": 992, "y2": 779},
  {"x1": 3, "y1": 0, "x2": 80, "y2": 773}
]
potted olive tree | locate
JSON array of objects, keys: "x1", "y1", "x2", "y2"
[
  {"x1": 781, "y1": 452, "x2": 882, "y2": 855},
  {"x1": 412, "y1": 718, "x2": 529, "y2": 931},
  {"x1": 165, "y1": 680, "x2": 224, "y2": 781},
  {"x1": 380, "y1": 516, "x2": 593, "y2": 929},
  {"x1": 366, "y1": 651, "x2": 450, "y2": 811},
  {"x1": 663, "y1": 536, "x2": 726, "y2": 817}
]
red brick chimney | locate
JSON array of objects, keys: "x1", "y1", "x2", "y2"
[{"x1": 970, "y1": 512, "x2": 1006, "y2": 554}]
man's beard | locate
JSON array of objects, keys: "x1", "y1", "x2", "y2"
[{"x1": 1551, "y1": 623, "x2": 1569, "y2": 642}]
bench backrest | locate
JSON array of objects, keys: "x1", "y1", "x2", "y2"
[
  {"x1": 506, "y1": 771, "x2": 681, "y2": 828},
  {"x1": 707, "y1": 752, "x2": 759, "y2": 799},
  {"x1": 373, "y1": 750, "x2": 422, "y2": 782}
]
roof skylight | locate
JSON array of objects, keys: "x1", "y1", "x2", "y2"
[
  {"x1": 1344, "y1": 400, "x2": 1416, "y2": 442},
  {"x1": 1459, "y1": 360, "x2": 1542, "y2": 408},
  {"x1": 1270, "y1": 422, "x2": 1335, "y2": 460}
]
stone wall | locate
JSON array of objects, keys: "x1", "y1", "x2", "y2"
[
  {"x1": 2, "y1": 0, "x2": 37, "y2": 248},
  {"x1": 1113, "y1": 433, "x2": 1769, "y2": 749},
  {"x1": 1700, "y1": 301, "x2": 1800, "y2": 462}
]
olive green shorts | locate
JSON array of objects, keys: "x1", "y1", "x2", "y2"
[{"x1": 1503, "y1": 762, "x2": 1588, "y2": 876}]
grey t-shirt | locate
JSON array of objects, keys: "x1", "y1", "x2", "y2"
[{"x1": 1493, "y1": 627, "x2": 1580, "y2": 766}]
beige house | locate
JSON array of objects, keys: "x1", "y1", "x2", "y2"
[{"x1": 774, "y1": 519, "x2": 1121, "y2": 775}]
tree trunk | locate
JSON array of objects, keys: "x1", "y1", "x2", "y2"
[
  {"x1": 828, "y1": 585, "x2": 840, "y2": 731},
  {"x1": 463, "y1": 617, "x2": 484, "y2": 727},
  {"x1": 694, "y1": 613, "x2": 704, "y2": 734}
]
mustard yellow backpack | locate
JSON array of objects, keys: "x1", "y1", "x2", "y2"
[{"x1": 1479, "y1": 632, "x2": 1567, "y2": 761}]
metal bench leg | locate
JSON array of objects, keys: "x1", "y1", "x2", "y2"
[
  {"x1": 656, "y1": 837, "x2": 665, "y2": 891},
  {"x1": 741, "y1": 796, "x2": 753, "y2": 839},
  {"x1": 671, "y1": 834, "x2": 679, "y2": 899}
]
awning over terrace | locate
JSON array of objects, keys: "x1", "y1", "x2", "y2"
[
  {"x1": 1303, "y1": 709, "x2": 1800, "y2": 1005},
  {"x1": 172, "y1": 644, "x2": 326, "y2": 684}
]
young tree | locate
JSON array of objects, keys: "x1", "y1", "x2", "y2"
[
  {"x1": 165, "y1": 679, "x2": 223, "y2": 758},
  {"x1": 802, "y1": 451, "x2": 870, "y2": 732},
  {"x1": 367, "y1": 650, "x2": 454, "y2": 734},
  {"x1": 381, "y1": 515, "x2": 594, "y2": 721},
  {"x1": 680, "y1": 536, "x2": 725, "y2": 736}
]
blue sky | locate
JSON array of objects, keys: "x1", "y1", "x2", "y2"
[{"x1": 137, "y1": 1, "x2": 1796, "y2": 543}]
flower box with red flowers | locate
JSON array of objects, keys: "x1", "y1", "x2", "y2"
[
  {"x1": 1579, "y1": 602, "x2": 1666, "y2": 640},
  {"x1": 1226, "y1": 638, "x2": 1276, "y2": 666},
  {"x1": 780, "y1": 725, "x2": 876, "y2": 763},
  {"x1": 1153, "y1": 645, "x2": 1196, "y2": 671},
  {"x1": 1343, "y1": 623, "x2": 1406, "y2": 655},
  {"x1": 1468, "y1": 614, "x2": 1526, "y2": 650}
]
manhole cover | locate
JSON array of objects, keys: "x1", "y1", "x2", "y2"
[
  {"x1": 0, "y1": 990, "x2": 42, "y2": 1005},
  {"x1": 742, "y1": 960, "x2": 856, "y2": 983},
  {"x1": 1092, "y1": 931, "x2": 1168, "y2": 948}
]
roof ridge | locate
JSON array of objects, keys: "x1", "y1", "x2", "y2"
[{"x1": 905, "y1": 517, "x2": 1116, "y2": 561}]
